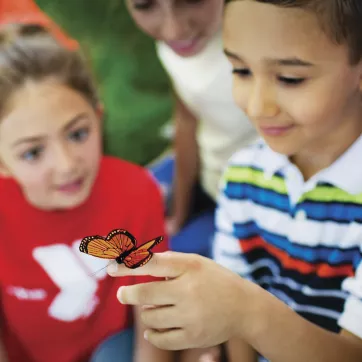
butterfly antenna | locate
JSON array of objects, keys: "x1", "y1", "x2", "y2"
[{"x1": 90, "y1": 260, "x2": 116, "y2": 277}]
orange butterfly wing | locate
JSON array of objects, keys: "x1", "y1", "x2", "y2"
[
  {"x1": 123, "y1": 236, "x2": 163, "y2": 269},
  {"x1": 79, "y1": 229, "x2": 136, "y2": 259}
]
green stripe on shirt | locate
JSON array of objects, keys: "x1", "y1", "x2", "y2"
[{"x1": 223, "y1": 166, "x2": 288, "y2": 195}]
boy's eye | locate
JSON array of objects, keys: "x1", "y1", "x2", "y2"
[
  {"x1": 69, "y1": 127, "x2": 89, "y2": 143},
  {"x1": 132, "y1": 0, "x2": 153, "y2": 10},
  {"x1": 185, "y1": 0, "x2": 204, "y2": 4},
  {"x1": 21, "y1": 146, "x2": 43, "y2": 162},
  {"x1": 232, "y1": 68, "x2": 252, "y2": 77},
  {"x1": 232, "y1": 67, "x2": 306, "y2": 87},
  {"x1": 278, "y1": 76, "x2": 306, "y2": 86}
]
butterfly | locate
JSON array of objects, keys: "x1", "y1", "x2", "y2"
[{"x1": 79, "y1": 229, "x2": 163, "y2": 269}]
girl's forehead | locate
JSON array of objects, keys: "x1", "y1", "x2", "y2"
[{"x1": 0, "y1": 81, "x2": 93, "y2": 143}]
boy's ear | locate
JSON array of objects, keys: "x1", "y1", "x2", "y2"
[{"x1": 359, "y1": 63, "x2": 362, "y2": 92}]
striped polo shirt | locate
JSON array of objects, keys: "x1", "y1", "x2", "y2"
[{"x1": 213, "y1": 135, "x2": 362, "y2": 340}]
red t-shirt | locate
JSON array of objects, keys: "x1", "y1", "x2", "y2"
[
  {"x1": 0, "y1": 0, "x2": 78, "y2": 50},
  {"x1": 0, "y1": 156, "x2": 168, "y2": 362}
]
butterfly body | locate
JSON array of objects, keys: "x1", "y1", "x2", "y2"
[
  {"x1": 115, "y1": 250, "x2": 133, "y2": 265},
  {"x1": 79, "y1": 229, "x2": 163, "y2": 269}
]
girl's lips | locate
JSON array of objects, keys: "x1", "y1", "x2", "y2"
[
  {"x1": 260, "y1": 125, "x2": 295, "y2": 136},
  {"x1": 57, "y1": 178, "x2": 84, "y2": 194}
]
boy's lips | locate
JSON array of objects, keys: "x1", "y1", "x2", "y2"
[{"x1": 259, "y1": 124, "x2": 295, "y2": 136}]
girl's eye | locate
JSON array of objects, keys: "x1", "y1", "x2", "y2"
[
  {"x1": 69, "y1": 127, "x2": 89, "y2": 143},
  {"x1": 21, "y1": 146, "x2": 43, "y2": 162},
  {"x1": 232, "y1": 68, "x2": 252, "y2": 77},
  {"x1": 278, "y1": 76, "x2": 306, "y2": 86}
]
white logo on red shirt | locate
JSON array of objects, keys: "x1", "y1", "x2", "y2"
[
  {"x1": 29, "y1": 239, "x2": 108, "y2": 322},
  {"x1": 7, "y1": 286, "x2": 47, "y2": 301}
]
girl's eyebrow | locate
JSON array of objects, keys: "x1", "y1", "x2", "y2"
[
  {"x1": 12, "y1": 135, "x2": 45, "y2": 147},
  {"x1": 62, "y1": 112, "x2": 88, "y2": 132},
  {"x1": 12, "y1": 112, "x2": 88, "y2": 148}
]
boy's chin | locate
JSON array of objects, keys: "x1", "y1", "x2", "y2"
[{"x1": 264, "y1": 139, "x2": 298, "y2": 157}]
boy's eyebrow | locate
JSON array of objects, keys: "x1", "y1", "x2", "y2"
[
  {"x1": 224, "y1": 48, "x2": 241, "y2": 60},
  {"x1": 12, "y1": 113, "x2": 88, "y2": 147},
  {"x1": 272, "y1": 58, "x2": 314, "y2": 67},
  {"x1": 224, "y1": 48, "x2": 314, "y2": 67}
]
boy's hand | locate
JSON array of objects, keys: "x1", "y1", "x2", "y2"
[{"x1": 107, "y1": 251, "x2": 260, "y2": 350}]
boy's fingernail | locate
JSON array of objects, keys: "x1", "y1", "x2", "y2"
[
  {"x1": 144, "y1": 330, "x2": 149, "y2": 340},
  {"x1": 117, "y1": 286, "x2": 125, "y2": 303}
]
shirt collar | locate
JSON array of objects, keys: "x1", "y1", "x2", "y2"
[
  {"x1": 258, "y1": 141, "x2": 289, "y2": 177},
  {"x1": 316, "y1": 132, "x2": 362, "y2": 195},
  {"x1": 259, "y1": 133, "x2": 362, "y2": 195}
]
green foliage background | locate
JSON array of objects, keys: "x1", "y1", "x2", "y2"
[{"x1": 36, "y1": 0, "x2": 173, "y2": 165}]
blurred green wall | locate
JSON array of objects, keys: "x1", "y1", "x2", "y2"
[{"x1": 36, "y1": 0, "x2": 173, "y2": 165}]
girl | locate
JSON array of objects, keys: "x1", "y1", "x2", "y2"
[
  {"x1": 0, "y1": 23, "x2": 173, "y2": 362},
  {"x1": 126, "y1": 0, "x2": 258, "y2": 258}
]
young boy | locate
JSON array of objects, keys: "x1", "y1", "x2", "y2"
[
  {"x1": 107, "y1": 1, "x2": 362, "y2": 361},
  {"x1": 213, "y1": 0, "x2": 362, "y2": 360}
]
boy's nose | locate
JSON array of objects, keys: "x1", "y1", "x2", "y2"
[{"x1": 246, "y1": 82, "x2": 280, "y2": 120}]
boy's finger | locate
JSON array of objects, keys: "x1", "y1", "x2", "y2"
[
  {"x1": 199, "y1": 355, "x2": 218, "y2": 362},
  {"x1": 141, "y1": 305, "x2": 184, "y2": 330},
  {"x1": 117, "y1": 279, "x2": 178, "y2": 306},
  {"x1": 144, "y1": 328, "x2": 186, "y2": 351},
  {"x1": 107, "y1": 251, "x2": 189, "y2": 279}
]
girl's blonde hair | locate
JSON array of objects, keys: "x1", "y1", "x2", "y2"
[{"x1": 0, "y1": 23, "x2": 99, "y2": 118}]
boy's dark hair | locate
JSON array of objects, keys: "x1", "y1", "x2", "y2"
[
  {"x1": 227, "y1": 0, "x2": 362, "y2": 64},
  {"x1": 0, "y1": 23, "x2": 99, "y2": 118}
]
